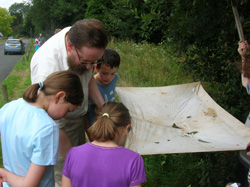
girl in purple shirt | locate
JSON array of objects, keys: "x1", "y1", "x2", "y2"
[{"x1": 62, "y1": 102, "x2": 146, "y2": 187}]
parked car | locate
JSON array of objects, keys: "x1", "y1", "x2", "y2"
[{"x1": 4, "y1": 39, "x2": 25, "y2": 55}]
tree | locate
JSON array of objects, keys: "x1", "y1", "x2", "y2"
[
  {"x1": 0, "y1": 8, "x2": 15, "y2": 37},
  {"x1": 124, "y1": 0, "x2": 171, "y2": 43},
  {"x1": 9, "y1": 2, "x2": 31, "y2": 36},
  {"x1": 29, "y1": 0, "x2": 56, "y2": 37},
  {"x1": 22, "y1": 10, "x2": 35, "y2": 37},
  {"x1": 29, "y1": 0, "x2": 88, "y2": 37},
  {"x1": 85, "y1": 0, "x2": 139, "y2": 40},
  {"x1": 9, "y1": 3, "x2": 29, "y2": 25},
  {"x1": 51, "y1": 0, "x2": 88, "y2": 29}
]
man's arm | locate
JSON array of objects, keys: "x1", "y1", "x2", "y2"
[
  {"x1": 88, "y1": 75, "x2": 105, "y2": 108},
  {"x1": 58, "y1": 128, "x2": 72, "y2": 159}
]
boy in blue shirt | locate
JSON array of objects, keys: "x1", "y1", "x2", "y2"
[{"x1": 87, "y1": 49, "x2": 120, "y2": 127}]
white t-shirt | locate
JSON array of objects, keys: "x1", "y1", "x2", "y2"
[{"x1": 30, "y1": 27, "x2": 92, "y2": 119}]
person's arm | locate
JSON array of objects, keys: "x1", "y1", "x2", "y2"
[
  {"x1": 61, "y1": 175, "x2": 72, "y2": 187},
  {"x1": 130, "y1": 185, "x2": 141, "y2": 187},
  {"x1": 0, "y1": 163, "x2": 46, "y2": 187},
  {"x1": 58, "y1": 128, "x2": 72, "y2": 159},
  {"x1": 241, "y1": 74, "x2": 248, "y2": 88},
  {"x1": 88, "y1": 75, "x2": 105, "y2": 108},
  {"x1": 238, "y1": 41, "x2": 249, "y2": 88}
]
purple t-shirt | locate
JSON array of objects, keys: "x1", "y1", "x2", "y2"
[{"x1": 63, "y1": 143, "x2": 146, "y2": 187}]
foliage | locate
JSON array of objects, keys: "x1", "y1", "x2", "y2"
[
  {"x1": 51, "y1": 0, "x2": 88, "y2": 29},
  {"x1": 22, "y1": 10, "x2": 35, "y2": 38},
  {"x1": 9, "y1": 2, "x2": 31, "y2": 37},
  {"x1": 9, "y1": 3, "x2": 30, "y2": 25},
  {"x1": 85, "y1": 0, "x2": 140, "y2": 40},
  {"x1": 0, "y1": 7, "x2": 14, "y2": 37},
  {"x1": 237, "y1": 0, "x2": 250, "y2": 40},
  {"x1": 125, "y1": 0, "x2": 171, "y2": 43},
  {"x1": 29, "y1": 0, "x2": 56, "y2": 37},
  {"x1": 28, "y1": 0, "x2": 89, "y2": 37},
  {"x1": 142, "y1": 152, "x2": 239, "y2": 187}
]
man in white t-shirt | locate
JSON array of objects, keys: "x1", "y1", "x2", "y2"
[{"x1": 30, "y1": 19, "x2": 108, "y2": 186}]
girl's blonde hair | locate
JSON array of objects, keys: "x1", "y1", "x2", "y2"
[
  {"x1": 88, "y1": 102, "x2": 131, "y2": 143},
  {"x1": 23, "y1": 70, "x2": 83, "y2": 106}
]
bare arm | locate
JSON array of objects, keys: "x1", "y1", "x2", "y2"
[
  {"x1": 58, "y1": 128, "x2": 72, "y2": 159},
  {"x1": 0, "y1": 163, "x2": 46, "y2": 187},
  {"x1": 130, "y1": 185, "x2": 141, "y2": 187},
  {"x1": 241, "y1": 74, "x2": 248, "y2": 88},
  {"x1": 61, "y1": 175, "x2": 72, "y2": 187},
  {"x1": 88, "y1": 75, "x2": 105, "y2": 108},
  {"x1": 238, "y1": 41, "x2": 249, "y2": 88}
]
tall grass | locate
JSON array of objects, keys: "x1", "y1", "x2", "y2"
[
  {"x1": 109, "y1": 39, "x2": 192, "y2": 87},
  {"x1": 0, "y1": 39, "x2": 239, "y2": 186}
]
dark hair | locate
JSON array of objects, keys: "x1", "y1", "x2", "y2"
[
  {"x1": 68, "y1": 19, "x2": 108, "y2": 49},
  {"x1": 97, "y1": 48, "x2": 120, "y2": 69},
  {"x1": 23, "y1": 70, "x2": 84, "y2": 106},
  {"x1": 88, "y1": 102, "x2": 131, "y2": 142}
]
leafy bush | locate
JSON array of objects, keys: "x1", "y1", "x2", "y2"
[
  {"x1": 143, "y1": 152, "x2": 239, "y2": 187},
  {"x1": 84, "y1": 0, "x2": 140, "y2": 40}
]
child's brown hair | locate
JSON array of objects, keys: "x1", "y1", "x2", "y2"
[{"x1": 23, "y1": 70, "x2": 83, "y2": 106}]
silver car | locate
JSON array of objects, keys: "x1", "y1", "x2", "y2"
[{"x1": 4, "y1": 39, "x2": 25, "y2": 55}]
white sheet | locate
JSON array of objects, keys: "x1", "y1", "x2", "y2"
[{"x1": 116, "y1": 82, "x2": 250, "y2": 155}]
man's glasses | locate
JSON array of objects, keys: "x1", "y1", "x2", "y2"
[{"x1": 75, "y1": 48, "x2": 103, "y2": 66}]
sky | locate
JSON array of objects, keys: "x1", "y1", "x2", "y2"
[{"x1": 0, "y1": 0, "x2": 27, "y2": 9}]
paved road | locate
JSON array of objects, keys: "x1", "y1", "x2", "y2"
[{"x1": 0, "y1": 39, "x2": 30, "y2": 83}]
